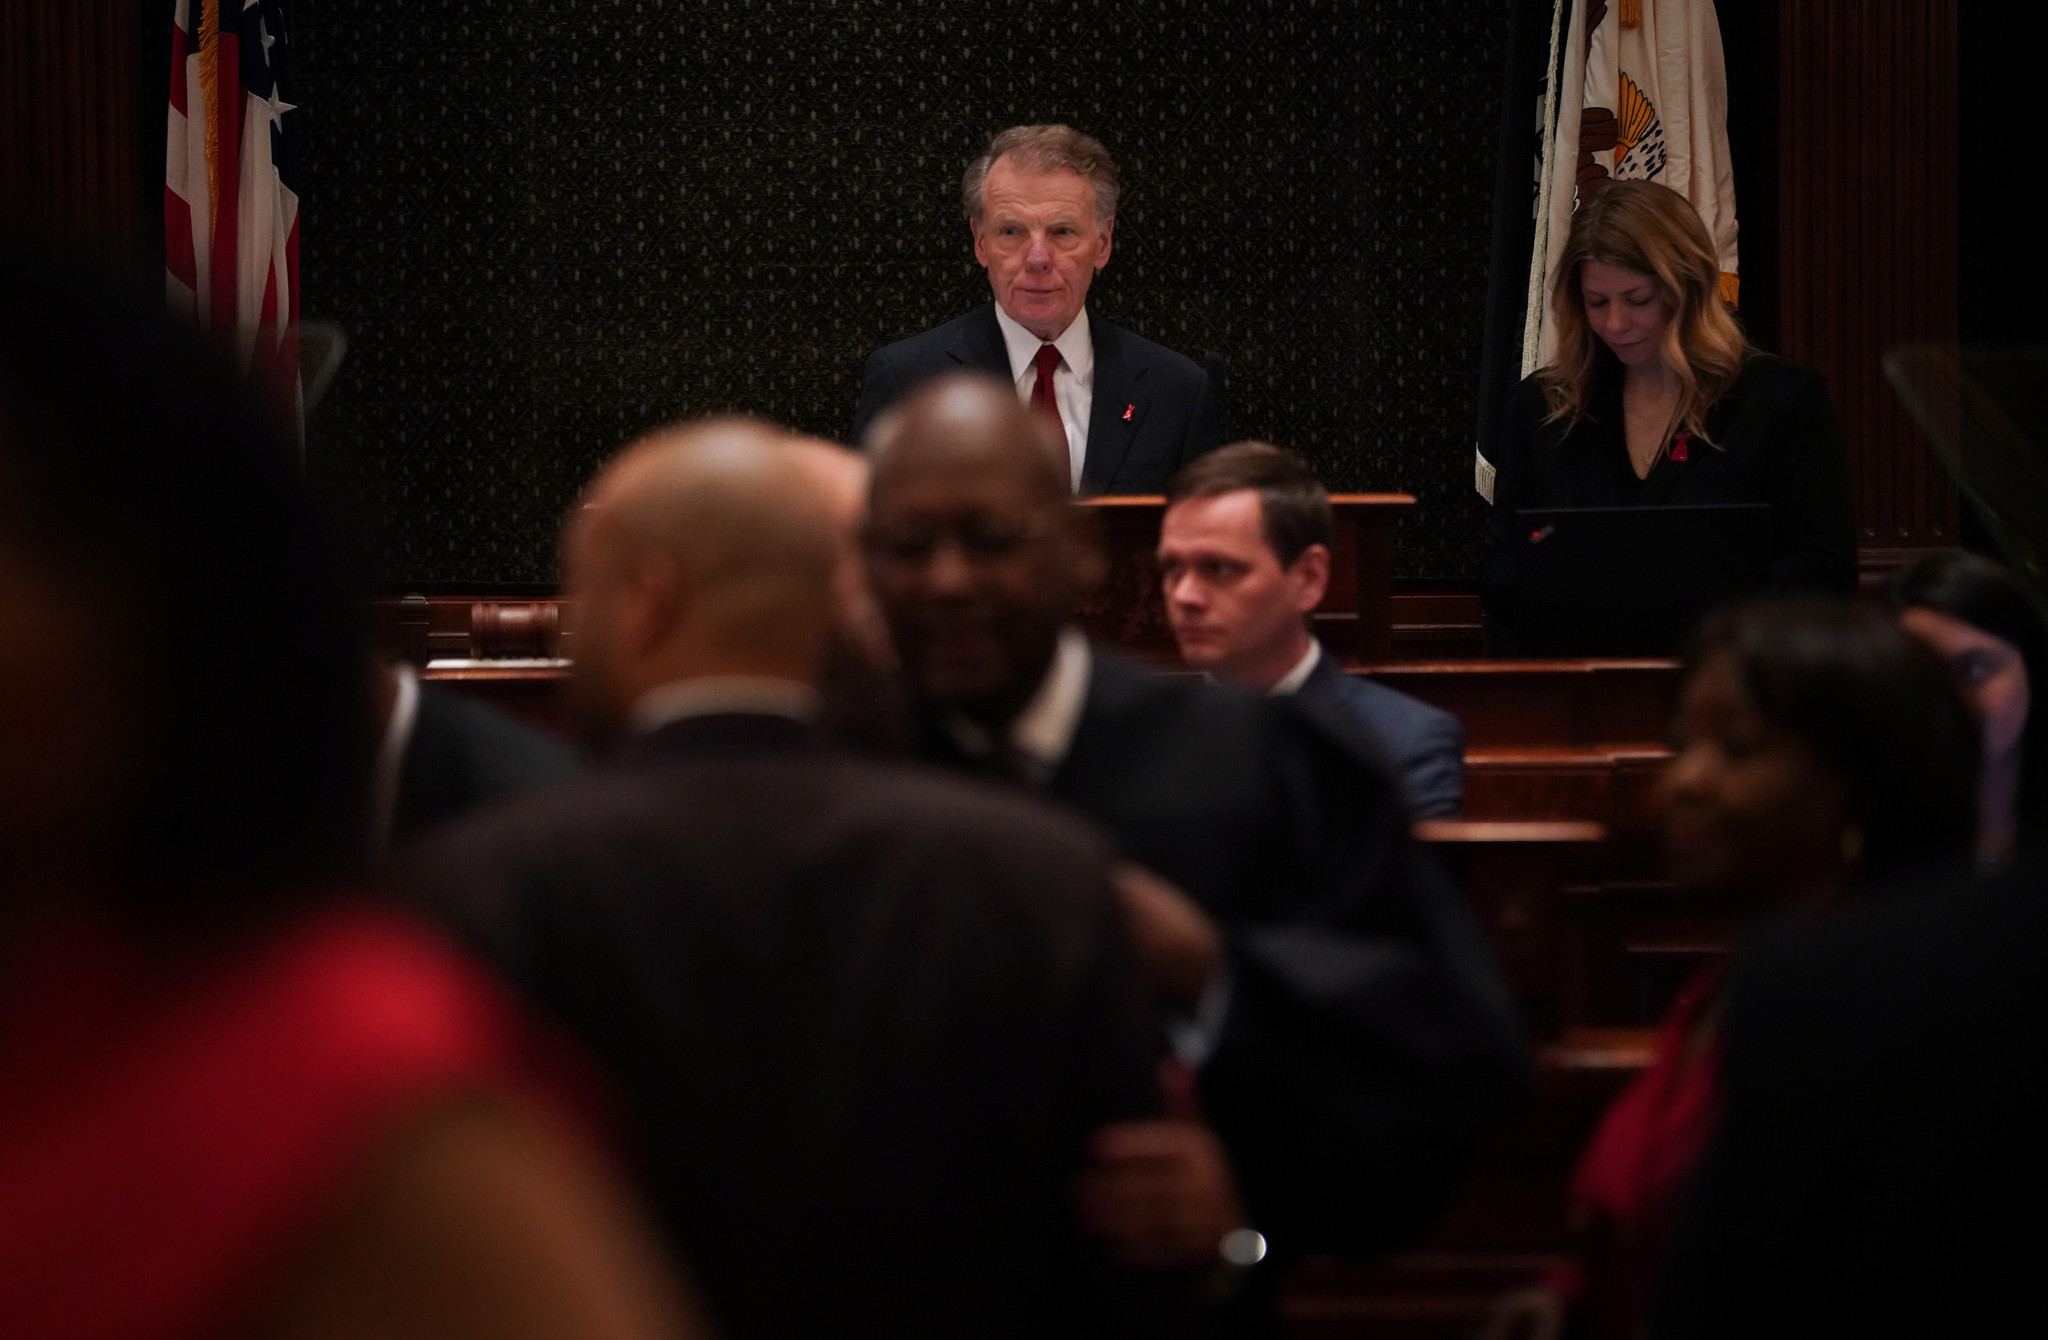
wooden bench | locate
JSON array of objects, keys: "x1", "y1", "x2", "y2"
[{"x1": 1370, "y1": 660, "x2": 1681, "y2": 840}]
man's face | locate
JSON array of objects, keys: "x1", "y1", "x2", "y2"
[
  {"x1": 867, "y1": 453, "x2": 1077, "y2": 724},
  {"x1": 1158, "y1": 490, "x2": 1325, "y2": 684},
  {"x1": 971, "y1": 157, "x2": 1114, "y2": 342}
]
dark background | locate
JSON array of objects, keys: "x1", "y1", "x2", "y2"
[
  {"x1": 129, "y1": 1, "x2": 2029, "y2": 590},
  {"x1": 274, "y1": 0, "x2": 1514, "y2": 588}
]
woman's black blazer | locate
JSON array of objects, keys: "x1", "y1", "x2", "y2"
[{"x1": 1480, "y1": 353, "x2": 1859, "y2": 625}]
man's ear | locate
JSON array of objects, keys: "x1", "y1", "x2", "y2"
[
  {"x1": 618, "y1": 558, "x2": 685, "y2": 662},
  {"x1": 1289, "y1": 544, "x2": 1331, "y2": 615},
  {"x1": 970, "y1": 216, "x2": 990, "y2": 269},
  {"x1": 1095, "y1": 215, "x2": 1115, "y2": 270}
]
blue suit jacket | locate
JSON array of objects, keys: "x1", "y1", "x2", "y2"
[
  {"x1": 849, "y1": 304, "x2": 1223, "y2": 495},
  {"x1": 1294, "y1": 646, "x2": 1465, "y2": 819}
]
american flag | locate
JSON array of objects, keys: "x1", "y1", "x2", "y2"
[{"x1": 165, "y1": 0, "x2": 302, "y2": 433}]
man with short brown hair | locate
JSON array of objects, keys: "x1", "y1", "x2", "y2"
[
  {"x1": 851, "y1": 124, "x2": 1222, "y2": 494},
  {"x1": 1161, "y1": 442, "x2": 1466, "y2": 818}
]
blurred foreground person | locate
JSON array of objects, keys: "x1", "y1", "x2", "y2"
[
  {"x1": 1562, "y1": 597, "x2": 1977, "y2": 1339},
  {"x1": 1656, "y1": 864, "x2": 2048, "y2": 1339},
  {"x1": 402, "y1": 419, "x2": 1182, "y2": 1338},
  {"x1": 863, "y1": 375, "x2": 1526, "y2": 1320},
  {"x1": 0, "y1": 250, "x2": 699, "y2": 1339},
  {"x1": 781, "y1": 436, "x2": 913, "y2": 752},
  {"x1": 1887, "y1": 549, "x2": 2048, "y2": 868}
]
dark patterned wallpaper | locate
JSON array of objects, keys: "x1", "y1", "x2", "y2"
[{"x1": 299, "y1": 0, "x2": 1510, "y2": 587}]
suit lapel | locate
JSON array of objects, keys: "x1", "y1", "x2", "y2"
[
  {"x1": 947, "y1": 303, "x2": 1012, "y2": 377},
  {"x1": 1080, "y1": 320, "x2": 1147, "y2": 494},
  {"x1": 1300, "y1": 645, "x2": 1346, "y2": 699}
]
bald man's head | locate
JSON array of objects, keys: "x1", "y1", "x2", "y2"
[
  {"x1": 863, "y1": 374, "x2": 1101, "y2": 729},
  {"x1": 866, "y1": 374, "x2": 1070, "y2": 506},
  {"x1": 782, "y1": 436, "x2": 895, "y2": 669},
  {"x1": 566, "y1": 417, "x2": 840, "y2": 742},
  {"x1": 783, "y1": 436, "x2": 870, "y2": 530}
]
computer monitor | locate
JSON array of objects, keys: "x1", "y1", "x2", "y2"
[{"x1": 1504, "y1": 503, "x2": 1773, "y2": 657}]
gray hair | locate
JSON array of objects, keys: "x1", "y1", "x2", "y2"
[{"x1": 960, "y1": 124, "x2": 1120, "y2": 223}]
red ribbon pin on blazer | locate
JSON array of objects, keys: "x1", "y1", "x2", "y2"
[
  {"x1": 1671, "y1": 430, "x2": 1690, "y2": 462},
  {"x1": 1122, "y1": 403, "x2": 1134, "y2": 421}
]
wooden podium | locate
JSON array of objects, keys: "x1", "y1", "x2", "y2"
[
  {"x1": 369, "y1": 492, "x2": 1418, "y2": 670},
  {"x1": 1076, "y1": 493, "x2": 1416, "y2": 662}
]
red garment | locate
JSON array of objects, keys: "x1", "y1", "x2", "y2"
[
  {"x1": 1567, "y1": 963, "x2": 1727, "y2": 1339},
  {"x1": 0, "y1": 898, "x2": 565, "y2": 1340}
]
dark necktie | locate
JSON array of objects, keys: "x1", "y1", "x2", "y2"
[{"x1": 1030, "y1": 343, "x2": 1064, "y2": 433}]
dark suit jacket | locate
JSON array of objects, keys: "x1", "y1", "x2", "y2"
[
  {"x1": 400, "y1": 713, "x2": 1169, "y2": 1339},
  {"x1": 1481, "y1": 354, "x2": 1858, "y2": 639},
  {"x1": 391, "y1": 682, "x2": 579, "y2": 848},
  {"x1": 1294, "y1": 648, "x2": 1465, "y2": 819},
  {"x1": 1655, "y1": 868, "x2": 2048, "y2": 1339},
  {"x1": 850, "y1": 304, "x2": 1225, "y2": 494},
  {"x1": 918, "y1": 650, "x2": 1528, "y2": 1263}
]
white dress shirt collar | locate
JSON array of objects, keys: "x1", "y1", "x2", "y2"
[
  {"x1": 1268, "y1": 639, "x2": 1324, "y2": 696},
  {"x1": 629, "y1": 676, "x2": 821, "y2": 735},
  {"x1": 945, "y1": 627, "x2": 1093, "y2": 777},
  {"x1": 993, "y1": 304, "x2": 1094, "y2": 386}
]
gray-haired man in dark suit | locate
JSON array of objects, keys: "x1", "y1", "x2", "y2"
[{"x1": 851, "y1": 123, "x2": 1222, "y2": 494}]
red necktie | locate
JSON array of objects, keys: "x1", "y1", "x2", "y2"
[{"x1": 1030, "y1": 343, "x2": 1064, "y2": 432}]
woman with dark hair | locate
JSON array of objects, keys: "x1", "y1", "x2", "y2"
[
  {"x1": 0, "y1": 248, "x2": 703, "y2": 1339},
  {"x1": 1481, "y1": 180, "x2": 1858, "y2": 653},
  {"x1": 1559, "y1": 596, "x2": 1977, "y2": 1339},
  {"x1": 1887, "y1": 550, "x2": 2048, "y2": 868}
]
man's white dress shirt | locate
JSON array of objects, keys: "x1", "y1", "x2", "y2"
[
  {"x1": 942, "y1": 628, "x2": 1092, "y2": 782},
  {"x1": 368, "y1": 662, "x2": 423, "y2": 860},
  {"x1": 994, "y1": 305, "x2": 1094, "y2": 492},
  {"x1": 944, "y1": 627, "x2": 1231, "y2": 1063},
  {"x1": 1268, "y1": 640, "x2": 1323, "y2": 697}
]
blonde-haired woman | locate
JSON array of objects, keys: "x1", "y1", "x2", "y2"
[{"x1": 1480, "y1": 180, "x2": 1856, "y2": 652}]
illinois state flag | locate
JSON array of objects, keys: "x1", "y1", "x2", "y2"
[
  {"x1": 1525, "y1": 0, "x2": 1738, "y2": 373},
  {"x1": 165, "y1": 0, "x2": 302, "y2": 433}
]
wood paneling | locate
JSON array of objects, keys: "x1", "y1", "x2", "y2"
[
  {"x1": 0, "y1": 0, "x2": 142, "y2": 259},
  {"x1": 1361, "y1": 660, "x2": 1680, "y2": 751},
  {"x1": 1778, "y1": 0, "x2": 1959, "y2": 550}
]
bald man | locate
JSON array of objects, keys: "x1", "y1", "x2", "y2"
[
  {"x1": 401, "y1": 418, "x2": 1186, "y2": 1338},
  {"x1": 783, "y1": 435, "x2": 894, "y2": 671},
  {"x1": 865, "y1": 377, "x2": 1528, "y2": 1295}
]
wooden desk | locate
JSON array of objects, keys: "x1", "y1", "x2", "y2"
[
  {"x1": 1078, "y1": 493, "x2": 1416, "y2": 661},
  {"x1": 1418, "y1": 820, "x2": 1607, "y2": 1039},
  {"x1": 369, "y1": 493, "x2": 1417, "y2": 667}
]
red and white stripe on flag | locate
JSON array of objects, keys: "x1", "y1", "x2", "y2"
[{"x1": 164, "y1": 0, "x2": 302, "y2": 436}]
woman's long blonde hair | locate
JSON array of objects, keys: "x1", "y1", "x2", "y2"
[{"x1": 1540, "y1": 180, "x2": 1751, "y2": 442}]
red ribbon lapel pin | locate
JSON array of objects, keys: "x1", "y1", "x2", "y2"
[
  {"x1": 1122, "y1": 403, "x2": 1134, "y2": 421},
  {"x1": 1671, "y1": 430, "x2": 1690, "y2": 462}
]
